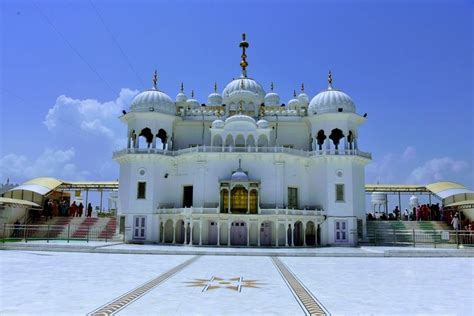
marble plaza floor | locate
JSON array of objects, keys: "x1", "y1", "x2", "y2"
[{"x1": 0, "y1": 250, "x2": 473, "y2": 315}]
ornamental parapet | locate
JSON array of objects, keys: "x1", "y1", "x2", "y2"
[{"x1": 113, "y1": 146, "x2": 371, "y2": 159}]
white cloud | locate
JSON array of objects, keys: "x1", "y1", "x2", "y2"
[
  {"x1": 407, "y1": 157, "x2": 469, "y2": 184},
  {"x1": 402, "y1": 146, "x2": 416, "y2": 161},
  {"x1": 366, "y1": 153, "x2": 396, "y2": 183},
  {"x1": 43, "y1": 88, "x2": 138, "y2": 146},
  {"x1": 0, "y1": 148, "x2": 90, "y2": 181}
]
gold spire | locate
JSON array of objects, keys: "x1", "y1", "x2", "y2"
[
  {"x1": 153, "y1": 70, "x2": 158, "y2": 89},
  {"x1": 301, "y1": 83, "x2": 305, "y2": 93},
  {"x1": 239, "y1": 33, "x2": 249, "y2": 77},
  {"x1": 270, "y1": 82, "x2": 274, "y2": 91},
  {"x1": 191, "y1": 90, "x2": 195, "y2": 98},
  {"x1": 214, "y1": 82, "x2": 218, "y2": 93},
  {"x1": 180, "y1": 82, "x2": 184, "y2": 93},
  {"x1": 238, "y1": 100, "x2": 244, "y2": 114},
  {"x1": 293, "y1": 90, "x2": 297, "y2": 98},
  {"x1": 328, "y1": 70, "x2": 333, "y2": 89}
]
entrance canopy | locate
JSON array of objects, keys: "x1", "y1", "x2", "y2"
[{"x1": 0, "y1": 197, "x2": 40, "y2": 208}]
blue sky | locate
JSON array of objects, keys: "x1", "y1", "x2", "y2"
[{"x1": 1, "y1": 0, "x2": 473, "y2": 194}]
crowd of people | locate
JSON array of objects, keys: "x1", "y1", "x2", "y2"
[
  {"x1": 367, "y1": 203, "x2": 443, "y2": 221},
  {"x1": 30, "y1": 199, "x2": 94, "y2": 223}
]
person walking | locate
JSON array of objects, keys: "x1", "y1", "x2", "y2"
[
  {"x1": 69, "y1": 201, "x2": 78, "y2": 217},
  {"x1": 87, "y1": 203, "x2": 93, "y2": 218},
  {"x1": 78, "y1": 202, "x2": 84, "y2": 217}
]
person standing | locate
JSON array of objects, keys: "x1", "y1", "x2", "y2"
[
  {"x1": 78, "y1": 203, "x2": 84, "y2": 217},
  {"x1": 451, "y1": 213, "x2": 459, "y2": 230},
  {"x1": 87, "y1": 203, "x2": 93, "y2": 218}
]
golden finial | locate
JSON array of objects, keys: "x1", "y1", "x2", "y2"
[
  {"x1": 239, "y1": 33, "x2": 249, "y2": 77},
  {"x1": 214, "y1": 82, "x2": 218, "y2": 93},
  {"x1": 293, "y1": 90, "x2": 297, "y2": 98},
  {"x1": 301, "y1": 83, "x2": 305, "y2": 93},
  {"x1": 180, "y1": 82, "x2": 184, "y2": 93},
  {"x1": 153, "y1": 70, "x2": 158, "y2": 89},
  {"x1": 270, "y1": 82, "x2": 274, "y2": 91},
  {"x1": 238, "y1": 100, "x2": 244, "y2": 114},
  {"x1": 191, "y1": 90, "x2": 195, "y2": 98},
  {"x1": 328, "y1": 70, "x2": 333, "y2": 89}
]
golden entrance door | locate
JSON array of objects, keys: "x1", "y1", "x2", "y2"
[{"x1": 231, "y1": 187, "x2": 248, "y2": 213}]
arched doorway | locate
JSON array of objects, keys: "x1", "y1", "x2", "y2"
[
  {"x1": 175, "y1": 220, "x2": 185, "y2": 244},
  {"x1": 225, "y1": 134, "x2": 233, "y2": 147},
  {"x1": 208, "y1": 220, "x2": 218, "y2": 245},
  {"x1": 230, "y1": 221, "x2": 247, "y2": 246},
  {"x1": 235, "y1": 134, "x2": 245, "y2": 147},
  {"x1": 247, "y1": 134, "x2": 256, "y2": 147},
  {"x1": 257, "y1": 134, "x2": 268, "y2": 147},
  {"x1": 260, "y1": 221, "x2": 272, "y2": 246},
  {"x1": 293, "y1": 221, "x2": 304, "y2": 246},
  {"x1": 305, "y1": 221, "x2": 316, "y2": 246},
  {"x1": 231, "y1": 186, "x2": 248, "y2": 214},
  {"x1": 164, "y1": 219, "x2": 173, "y2": 243},
  {"x1": 213, "y1": 135, "x2": 223, "y2": 147}
]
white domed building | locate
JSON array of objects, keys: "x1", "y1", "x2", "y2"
[{"x1": 114, "y1": 35, "x2": 371, "y2": 246}]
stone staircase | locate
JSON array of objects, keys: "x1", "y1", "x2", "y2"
[{"x1": 364, "y1": 221, "x2": 453, "y2": 245}]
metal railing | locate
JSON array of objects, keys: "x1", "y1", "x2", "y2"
[
  {"x1": 113, "y1": 146, "x2": 371, "y2": 159},
  {"x1": 2, "y1": 223, "x2": 123, "y2": 243},
  {"x1": 363, "y1": 229, "x2": 474, "y2": 248}
]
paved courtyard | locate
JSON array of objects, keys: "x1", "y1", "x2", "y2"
[{"x1": 0, "y1": 250, "x2": 473, "y2": 315}]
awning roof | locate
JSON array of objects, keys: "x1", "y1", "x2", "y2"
[
  {"x1": 446, "y1": 200, "x2": 474, "y2": 208},
  {"x1": 0, "y1": 197, "x2": 40, "y2": 208},
  {"x1": 425, "y1": 181, "x2": 467, "y2": 195},
  {"x1": 365, "y1": 184, "x2": 429, "y2": 193}
]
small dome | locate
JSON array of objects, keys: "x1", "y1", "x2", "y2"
[
  {"x1": 265, "y1": 92, "x2": 280, "y2": 106},
  {"x1": 288, "y1": 97, "x2": 300, "y2": 110},
  {"x1": 186, "y1": 90, "x2": 200, "y2": 109},
  {"x1": 224, "y1": 114, "x2": 256, "y2": 126},
  {"x1": 211, "y1": 119, "x2": 224, "y2": 129},
  {"x1": 308, "y1": 85, "x2": 355, "y2": 115},
  {"x1": 207, "y1": 92, "x2": 223, "y2": 106},
  {"x1": 130, "y1": 88, "x2": 176, "y2": 115},
  {"x1": 231, "y1": 168, "x2": 249, "y2": 182},
  {"x1": 176, "y1": 92, "x2": 187, "y2": 103},
  {"x1": 256, "y1": 119, "x2": 269, "y2": 128},
  {"x1": 298, "y1": 92, "x2": 309, "y2": 106},
  {"x1": 222, "y1": 76, "x2": 265, "y2": 105}
]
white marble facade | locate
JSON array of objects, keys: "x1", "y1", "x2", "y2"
[{"x1": 114, "y1": 34, "x2": 371, "y2": 246}]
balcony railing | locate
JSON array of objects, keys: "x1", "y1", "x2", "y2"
[
  {"x1": 156, "y1": 206, "x2": 325, "y2": 216},
  {"x1": 114, "y1": 146, "x2": 371, "y2": 159}
]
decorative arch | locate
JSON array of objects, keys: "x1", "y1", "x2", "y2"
[
  {"x1": 294, "y1": 221, "x2": 304, "y2": 246},
  {"x1": 247, "y1": 134, "x2": 256, "y2": 147},
  {"x1": 225, "y1": 134, "x2": 234, "y2": 147},
  {"x1": 129, "y1": 129, "x2": 137, "y2": 148},
  {"x1": 347, "y1": 130, "x2": 355, "y2": 150},
  {"x1": 164, "y1": 219, "x2": 174, "y2": 243},
  {"x1": 257, "y1": 134, "x2": 269, "y2": 147},
  {"x1": 213, "y1": 134, "x2": 223, "y2": 147},
  {"x1": 139, "y1": 128, "x2": 153, "y2": 148},
  {"x1": 329, "y1": 128, "x2": 344, "y2": 150},
  {"x1": 220, "y1": 189, "x2": 229, "y2": 213},
  {"x1": 249, "y1": 189, "x2": 258, "y2": 214},
  {"x1": 175, "y1": 219, "x2": 185, "y2": 244},
  {"x1": 156, "y1": 129, "x2": 167, "y2": 149},
  {"x1": 316, "y1": 130, "x2": 326, "y2": 150},
  {"x1": 235, "y1": 134, "x2": 245, "y2": 147},
  {"x1": 305, "y1": 221, "x2": 316, "y2": 246}
]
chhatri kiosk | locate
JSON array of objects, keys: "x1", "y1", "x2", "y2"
[{"x1": 113, "y1": 34, "x2": 371, "y2": 246}]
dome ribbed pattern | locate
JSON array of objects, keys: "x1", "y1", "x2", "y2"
[
  {"x1": 130, "y1": 89, "x2": 175, "y2": 115},
  {"x1": 224, "y1": 114, "x2": 256, "y2": 126},
  {"x1": 207, "y1": 92, "x2": 223, "y2": 106},
  {"x1": 308, "y1": 89, "x2": 355, "y2": 114},
  {"x1": 223, "y1": 77, "x2": 265, "y2": 104},
  {"x1": 264, "y1": 92, "x2": 280, "y2": 106}
]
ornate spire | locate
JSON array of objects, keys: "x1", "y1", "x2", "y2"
[
  {"x1": 238, "y1": 100, "x2": 244, "y2": 114},
  {"x1": 328, "y1": 70, "x2": 333, "y2": 89},
  {"x1": 214, "y1": 82, "x2": 218, "y2": 93},
  {"x1": 270, "y1": 82, "x2": 274, "y2": 91},
  {"x1": 239, "y1": 33, "x2": 249, "y2": 77},
  {"x1": 180, "y1": 82, "x2": 184, "y2": 93},
  {"x1": 191, "y1": 90, "x2": 195, "y2": 98},
  {"x1": 293, "y1": 90, "x2": 297, "y2": 98},
  {"x1": 301, "y1": 83, "x2": 305, "y2": 93},
  {"x1": 153, "y1": 70, "x2": 158, "y2": 89}
]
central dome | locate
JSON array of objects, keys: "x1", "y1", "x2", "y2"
[
  {"x1": 130, "y1": 88, "x2": 175, "y2": 115},
  {"x1": 222, "y1": 77, "x2": 265, "y2": 105}
]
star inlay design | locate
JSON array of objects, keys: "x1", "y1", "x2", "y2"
[{"x1": 185, "y1": 276, "x2": 264, "y2": 292}]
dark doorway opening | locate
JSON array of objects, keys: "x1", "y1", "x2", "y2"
[{"x1": 183, "y1": 186, "x2": 193, "y2": 207}]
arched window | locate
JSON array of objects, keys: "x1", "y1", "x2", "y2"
[
  {"x1": 213, "y1": 134, "x2": 223, "y2": 147},
  {"x1": 329, "y1": 128, "x2": 344, "y2": 150},
  {"x1": 257, "y1": 134, "x2": 268, "y2": 147},
  {"x1": 156, "y1": 129, "x2": 167, "y2": 150},
  {"x1": 225, "y1": 134, "x2": 234, "y2": 147},
  {"x1": 247, "y1": 134, "x2": 256, "y2": 147},
  {"x1": 220, "y1": 189, "x2": 229, "y2": 213},
  {"x1": 235, "y1": 134, "x2": 245, "y2": 147},
  {"x1": 139, "y1": 128, "x2": 153, "y2": 148},
  {"x1": 316, "y1": 130, "x2": 326, "y2": 150},
  {"x1": 249, "y1": 189, "x2": 258, "y2": 214}
]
